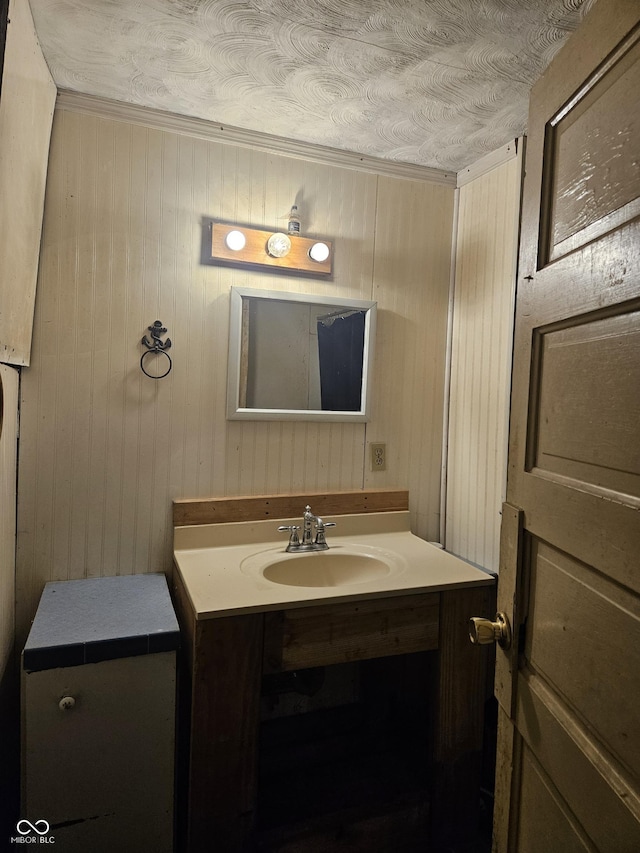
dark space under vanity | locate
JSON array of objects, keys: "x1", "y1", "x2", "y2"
[
  {"x1": 171, "y1": 491, "x2": 496, "y2": 853},
  {"x1": 257, "y1": 653, "x2": 438, "y2": 851}
]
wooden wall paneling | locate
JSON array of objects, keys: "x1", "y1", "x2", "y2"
[
  {"x1": 168, "y1": 136, "x2": 222, "y2": 511},
  {"x1": 220, "y1": 160, "x2": 379, "y2": 502},
  {"x1": 16, "y1": 101, "x2": 452, "y2": 646},
  {"x1": 367, "y1": 176, "x2": 455, "y2": 542},
  {"x1": 0, "y1": 0, "x2": 55, "y2": 366},
  {"x1": 445, "y1": 151, "x2": 522, "y2": 571}
]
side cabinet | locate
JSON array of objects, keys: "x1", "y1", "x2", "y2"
[{"x1": 22, "y1": 574, "x2": 180, "y2": 852}]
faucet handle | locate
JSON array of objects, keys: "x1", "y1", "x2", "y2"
[
  {"x1": 314, "y1": 520, "x2": 336, "y2": 546},
  {"x1": 278, "y1": 525, "x2": 301, "y2": 547}
]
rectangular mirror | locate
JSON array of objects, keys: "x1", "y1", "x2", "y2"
[{"x1": 227, "y1": 287, "x2": 377, "y2": 421}]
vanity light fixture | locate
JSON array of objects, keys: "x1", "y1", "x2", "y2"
[
  {"x1": 308, "y1": 242, "x2": 331, "y2": 263},
  {"x1": 266, "y1": 232, "x2": 292, "y2": 258},
  {"x1": 209, "y1": 221, "x2": 333, "y2": 275},
  {"x1": 225, "y1": 230, "x2": 246, "y2": 251}
]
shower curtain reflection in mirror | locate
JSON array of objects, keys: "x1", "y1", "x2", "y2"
[{"x1": 317, "y1": 309, "x2": 366, "y2": 412}]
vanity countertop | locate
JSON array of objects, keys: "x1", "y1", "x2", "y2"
[{"x1": 173, "y1": 511, "x2": 494, "y2": 620}]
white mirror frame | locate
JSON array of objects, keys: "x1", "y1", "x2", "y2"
[{"x1": 226, "y1": 286, "x2": 377, "y2": 422}]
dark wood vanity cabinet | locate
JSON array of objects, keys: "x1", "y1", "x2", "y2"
[{"x1": 173, "y1": 573, "x2": 494, "y2": 853}]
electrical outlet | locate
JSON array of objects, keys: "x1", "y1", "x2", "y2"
[{"x1": 370, "y1": 443, "x2": 386, "y2": 471}]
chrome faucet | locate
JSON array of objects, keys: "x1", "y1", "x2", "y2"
[{"x1": 278, "y1": 505, "x2": 336, "y2": 552}]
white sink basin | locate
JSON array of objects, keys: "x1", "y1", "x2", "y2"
[
  {"x1": 241, "y1": 543, "x2": 405, "y2": 588},
  {"x1": 262, "y1": 551, "x2": 392, "y2": 587}
]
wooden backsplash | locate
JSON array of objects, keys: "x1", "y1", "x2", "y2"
[
  {"x1": 173, "y1": 489, "x2": 409, "y2": 526},
  {"x1": 15, "y1": 99, "x2": 454, "y2": 643}
]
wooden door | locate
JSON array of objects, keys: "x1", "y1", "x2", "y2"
[{"x1": 494, "y1": 1, "x2": 640, "y2": 850}]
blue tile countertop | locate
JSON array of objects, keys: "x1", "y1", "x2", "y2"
[{"x1": 23, "y1": 574, "x2": 180, "y2": 672}]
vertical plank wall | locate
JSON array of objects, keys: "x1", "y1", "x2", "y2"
[
  {"x1": 16, "y1": 103, "x2": 454, "y2": 642},
  {"x1": 0, "y1": 2, "x2": 54, "y2": 830},
  {"x1": 365, "y1": 176, "x2": 452, "y2": 536},
  {"x1": 444, "y1": 151, "x2": 523, "y2": 571},
  {"x1": 0, "y1": 0, "x2": 55, "y2": 366}
]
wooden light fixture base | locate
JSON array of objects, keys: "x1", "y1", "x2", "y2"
[{"x1": 210, "y1": 221, "x2": 333, "y2": 275}]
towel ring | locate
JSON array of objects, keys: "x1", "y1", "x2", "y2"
[
  {"x1": 140, "y1": 348, "x2": 172, "y2": 379},
  {"x1": 141, "y1": 320, "x2": 172, "y2": 379}
]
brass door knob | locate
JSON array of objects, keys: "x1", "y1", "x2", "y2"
[{"x1": 469, "y1": 612, "x2": 512, "y2": 649}]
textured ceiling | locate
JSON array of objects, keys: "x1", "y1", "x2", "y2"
[{"x1": 30, "y1": 0, "x2": 594, "y2": 172}]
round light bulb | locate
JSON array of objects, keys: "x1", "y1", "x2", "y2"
[
  {"x1": 266, "y1": 232, "x2": 292, "y2": 258},
  {"x1": 308, "y1": 242, "x2": 330, "y2": 263},
  {"x1": 225, "y1": 230, "x2": 246, "y2": 251}
]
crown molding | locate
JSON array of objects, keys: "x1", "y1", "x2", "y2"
[
  {"x1": 456, "y1": 138, "x2": 522, "y2": 187},
  {"x1": 55, "y1": 90, "x2": 457, "y2": 186}
]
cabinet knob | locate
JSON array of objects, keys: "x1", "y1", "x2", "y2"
[
  {"x1": 59, "y1": 696, "x2": 76, "y2": 711},
  {"x1": 469, "y1": 612, "x2": 512, "y2": 649}
]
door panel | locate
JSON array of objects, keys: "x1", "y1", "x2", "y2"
[
  {"x1": 544, "y1": 26, "x2": 640, "y2": 261},
  {"x1": 495, "y1": 1, "x2": 640, "y2": 849},
  {"x1": 516, "y1": 673, "x2": 640, "y2": 853},
  {"x1": 516, "y1": 748, "x2": 594, "y2": 853},
  {"x1": 515, "y1": 475, "x2": 639, "y2": 595},
  {"x1": 530, "y1": 307, "x2": 640, "y2": 496},
  {"x1": 525, "y1": 538, "x2": 640, "y2": 780}
]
